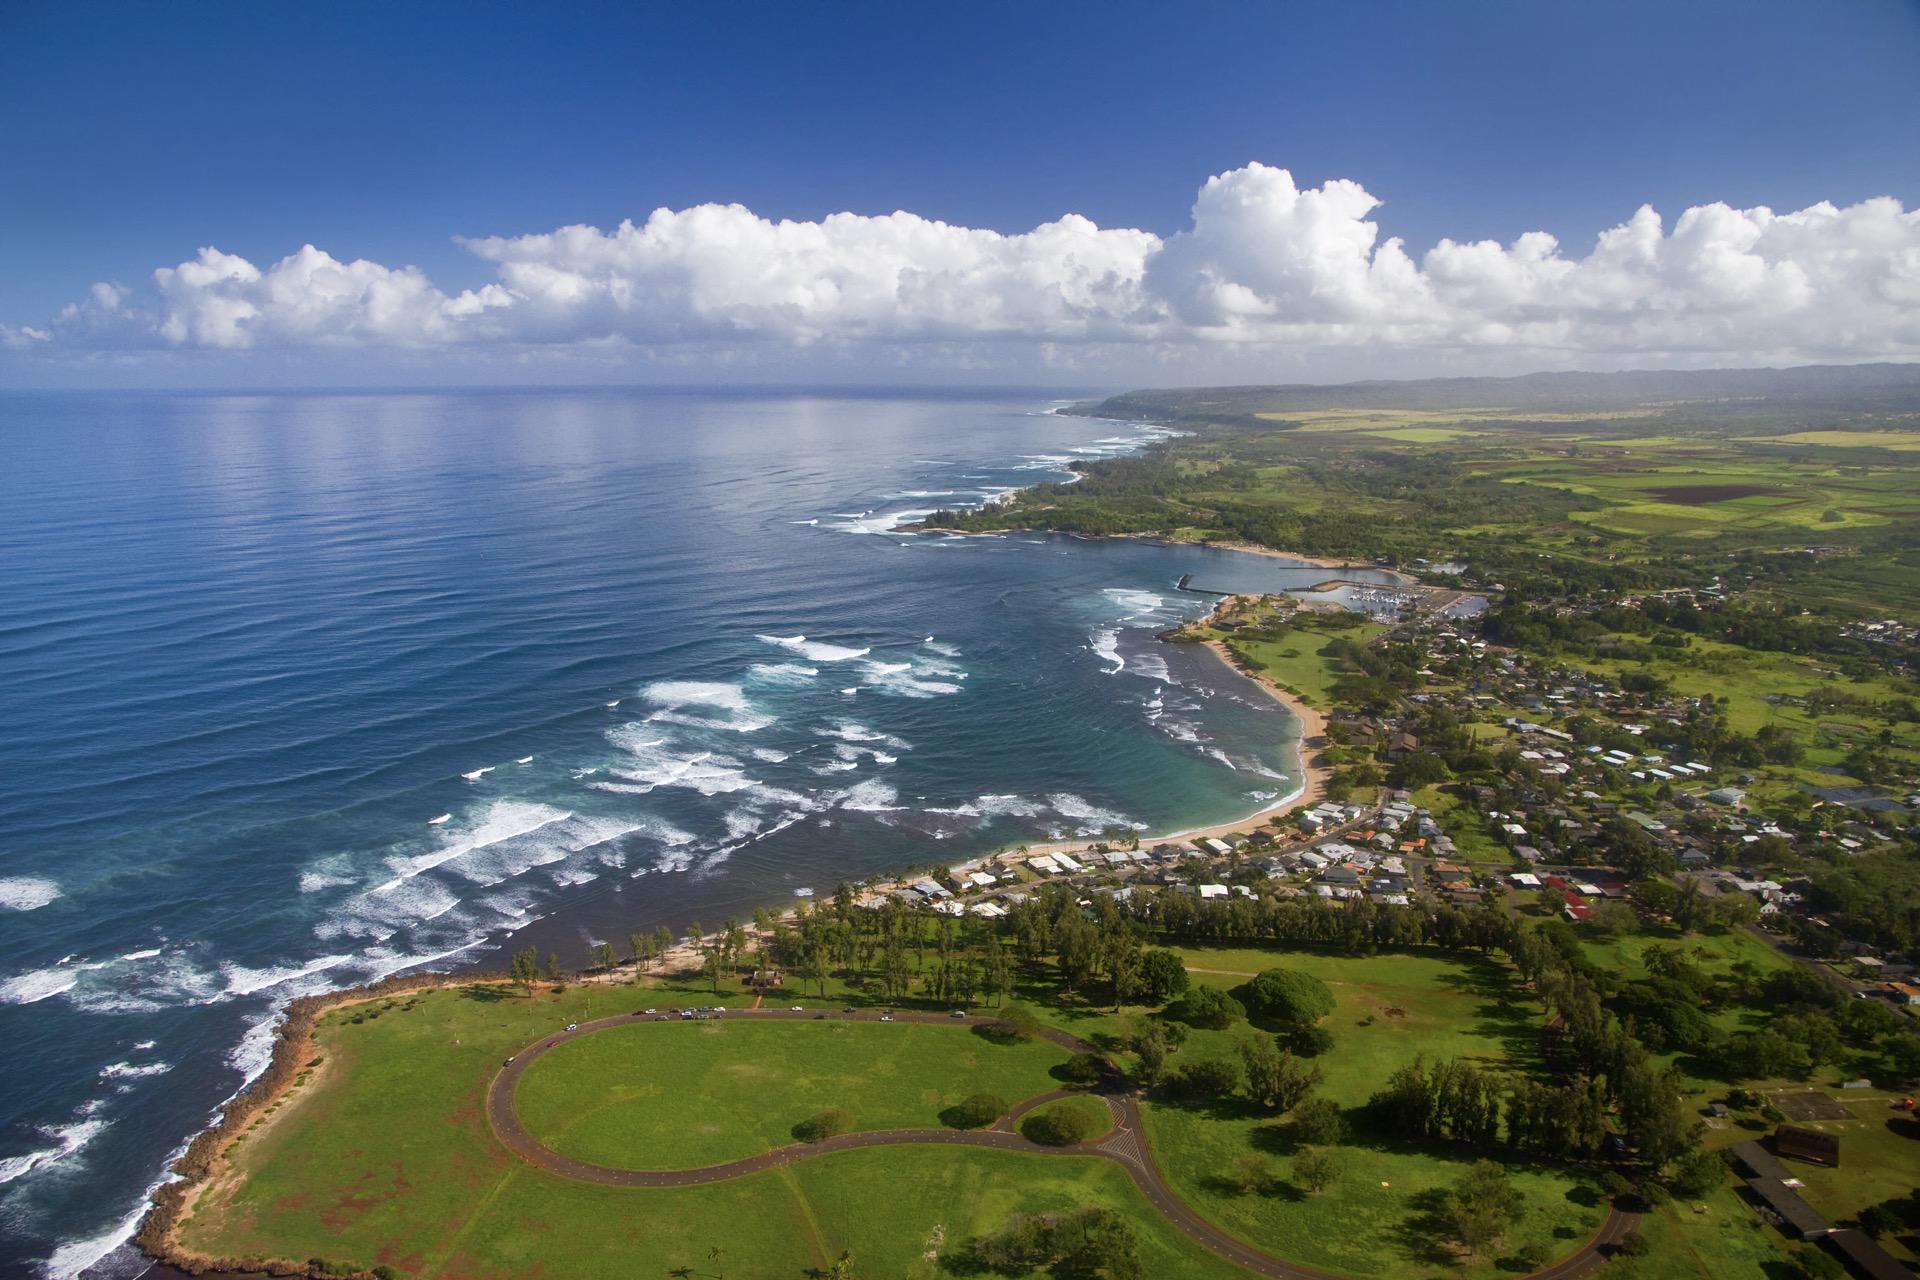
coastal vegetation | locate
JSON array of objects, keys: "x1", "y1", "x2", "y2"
[{"x1": 157, "y1": 369, "x2": 1920, "y2": 1280}]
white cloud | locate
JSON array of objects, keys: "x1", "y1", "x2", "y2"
[{"x1": 11, "y1": 163, "x2": 1920, "y2": 373}]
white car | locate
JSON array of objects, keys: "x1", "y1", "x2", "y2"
[
  {"x1": 879, "y1": 1014, "x2": 895, "y2": 1022},
  {"x1": 790, "y1": 1005, "x2": 804, "y2": 1012},
  {"x1": 565, "y1": 1022, "x2": 579, "y2": 1031},
  {"x1": 642, "y1": 1008, "x2": 657, "y2": 1015}
]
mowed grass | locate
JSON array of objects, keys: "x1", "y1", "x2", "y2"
[
  {"x1": 513, "y1": 1018, "x2": 1068, "y2": 1170},
  {"x1": 183, "y1": 984, "x2": 1245, "y2": 1279},
  {"x1": 1133, "y1": 947, "x2": 1604, "y2": 1277}
]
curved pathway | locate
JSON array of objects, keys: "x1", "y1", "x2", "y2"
[{"x1": 486, "y1": 1007, "x2": 1635, "y2": 1279}]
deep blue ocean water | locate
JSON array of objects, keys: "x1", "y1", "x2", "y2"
[{"x1": 0, "y1": 389, "x2": 1398, "y2": 1277}]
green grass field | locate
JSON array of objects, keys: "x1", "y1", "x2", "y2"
[
  {"x1": 1129, "y1": 947, "x2": 1605, "y2": 1278},
  {"x1": 514, "y1": 1018, "x2": 1068, "y2": 1169},
  {"x1": 183, "y1": 984, "x2": 1245, "y2": 1279}
]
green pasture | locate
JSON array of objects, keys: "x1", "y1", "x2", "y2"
[{"x1": 514, "y1": 1017, "x2": 1067, "y2": 1169}]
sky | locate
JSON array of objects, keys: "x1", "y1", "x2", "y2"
[{"x1": 2, "y1": 0, "x2": 1917, "y2": 388}]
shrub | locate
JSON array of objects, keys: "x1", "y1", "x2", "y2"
[
  {"x1": 1290, "y1": 1097, "x2": 1345, "y2": 1146},
  {"x1": 1282, "y1": 1023, "x2": 1335, "y2": 1057},
  {"x1": 1243, "y1": 968, "x2": 1336, "y2": 1027},
  {"x1": 792, "y1": 1108, "x2": 853, "y2": 1143},
  {"x1": 1057, "y1": 1052, "x2": 1106, "y2": 1085},
  {"x1": 1169, "y1": 1057, "x2": 1243, "y2": 1101},
  {"x1": 1173, "y1": 985, "x2": 1245, "y2": 1029},
  {"x1": 1021, "y1": 1098, "x2": 1107, "y2": 1146},
  {"x1": 942, "y1": 1093, "x2": 1007, "y2": 1129}
]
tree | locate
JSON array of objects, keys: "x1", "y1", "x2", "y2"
[
  {"x1": 1239, "y1": 1037, "x2": 1322, "y2": 1113},
  {"x1": 543, "y1": 952, "x2": 562, "y2": 985},
  {"x1": 1138, "y1": 949, "x2": 1191, "y2": 1004},
  {"x1": 827, "y1": 1250, "x2": 857, "y2": 1280},
  {"x1": 1243, "y1": 968, "x2": 1336, "y2": 1027},
  {"x1": 1290, "y1": 1097, "x2": 1345, "y2": 1146},
  {"x1": 1173, "y1": 985, "x2": 1245, "y2": 1030},
  {"x1": 509, "y1": 946, "x2": 538, "y2": 996},
  {"x1": 1443, "y1": 1160, "x2": 1524, "y2": 1257},
  {"x1": 1229, "y1": 1152, "x2": 1273, "y2": 1196},
  {"x1": 1294, "y1": 1146, "x2": 1339, "y2": 1194},
  {"x1": 793, "y1": 1109, "x2": 853, "y2": 1142},
  {"x1": 1058, "y1": 1052, "x2": 1106, "y2": 1085},
  {"x1": 1170, "y1": 1057, "x2": 1242, "y2": 1101},
  {"x1": 1668, "y1": 1144, "x2": 1726, "y2": 1200},
  {"x1": 593, "y1": 941, "x2": 615, "y2": 973},
  {"x1": 944, "y1": 1093, "x2": 1007, "y2": 1129},
  {"x1": 1131, "y1": 1021, "x2": 1175, "y2": 1086},
  {"x1": 1021, "y1": 1101, "x2": 1104, "y2": 1146}
]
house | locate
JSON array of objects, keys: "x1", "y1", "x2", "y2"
[
  {"x1": 1744, "y1": 1177, "x2": 1832, "y2": 1239},
  {"x1": 1884, "y1": 981, "x2": 1920, "y2": 1006},
  {"x1": 1821, "y1": 1229, "x2": 1912, "y2": 1280},
  {"x1": 1200, "y1": 837, "x2": 1232, "y2": 857},
  {"x1": 1053, "y1": 853, "x2": 1084, "y2": 873},
  {"x1": 1707, "y1": 787, "x2": 1747, "y2": 806},
  {"x1": 1776, "y1": 1125, "x2": 1840, "y2": 1167},
  {"x1": 1198, "y1": 883, "x2": 1229, "y2": 900}
]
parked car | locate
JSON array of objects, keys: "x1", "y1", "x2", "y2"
[
  {"x1": 565, "y1": 1022, "x2": 579, "y2": 1031},
  {"x1": 790, "y1": 1005, "x2": 804, "y2": 1012},
  {"x1": 949, "y1": 1010, "x2": 967, "y2": 1019}
]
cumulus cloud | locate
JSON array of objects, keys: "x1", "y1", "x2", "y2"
[{"x1": 11, "y1": 163, "x2": 1920, "y2": 371}]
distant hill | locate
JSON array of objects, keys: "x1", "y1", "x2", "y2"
[{"x1": 1070, "y1": 362, "x2": 1920, "y2": 426}]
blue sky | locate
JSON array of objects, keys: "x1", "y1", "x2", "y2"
[{"x1": 4, "y1": 1, "x2": 1917, "y2": 385}]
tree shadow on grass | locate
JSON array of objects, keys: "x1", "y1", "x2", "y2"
[
  {"x1": 1198, "y1": 1171, "x2": 1307, "y2": 1201},
  {"x1": 460, "y1": 983, "x2": 512, "y2": 1003},
  {"x1": 1388, "y1": 1186, "x2": 1467, "y2": 1270},
  {"x1": 1248, "y1": 1122, "x2": 1303, "y2": 1157}
]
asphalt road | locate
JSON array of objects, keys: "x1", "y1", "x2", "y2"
[{"x1": 485, "y1": 1006, "x2": 1637, "y2": 1279}]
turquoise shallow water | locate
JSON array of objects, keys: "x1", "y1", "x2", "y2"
[{"x1": 0, "y1": 388, "x2": 1397, "y2": 1275}]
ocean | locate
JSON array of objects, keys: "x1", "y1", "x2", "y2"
[{"x1": 0, "y1": 388, "x2": 1401, "y2": 1277}]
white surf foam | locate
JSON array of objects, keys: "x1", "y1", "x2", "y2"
[
  {"x1": 373, "y1": 802, "x2": 573, "y2": 893},
  {"x1": 1090, "y1": 629, "x2": 1124, "y2": 674},
  {"x1": 858, "y1": 657, "x2": 963, "y2": 698},
  {"x1": 1047, "y1": 793, "x2": 1143, "y2": 834},
  {"x1": 748, "y1": 661, "x2": 820, "y2": 685},
  {"x1": 0, "y1": 968, "x2": 79, "y2": 1005},
  {"x1": 0, "y1": 1119, "x2": 107, "y2": 1186},
  {"x1": 98, "y1": 1060, "x2": 170, "y2": 1081},
  {"x1": 838, "y1": 779, "x2": 902, "y2": 811},
  {"x1": 640, "y1": 680, "x2": 773, "y2": 732},
  {"x1": 0, "y1": 877, "x2": 61, "y2": 911},
  {"x1": 756, "y1": 634, "x2": 871, "y2": 662}
]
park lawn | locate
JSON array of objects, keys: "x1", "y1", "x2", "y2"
[
  {"x1": 1218, "y1": 615, "x2": 1386, "y2": 709},
  {"x1": 1141, "y1": 1102, "x2": 1604, "y2": 1280},
  {"x1": 513, "y1": 1018, "x2": 1068, "y2": 1170},
  {"x1": 1611, "y1": 1176, "x2": 1799, "y2": 1279},
  {"x1": 182, "y1": 983, "x2": 1246, "y2": 1280},
  {"x1": 1126, "y1": 945, "x2": 1602, "y2": 1278},
  {"x1": 1169, "y1": 946, "x2": 1539, "y2": 1106}
]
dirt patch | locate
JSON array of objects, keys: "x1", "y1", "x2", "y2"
[
  {"x1": 1647, "y1": 484, "x2": 1777, "y2": 505},
  {"x1": 1770, "y1": 1091, "x2": 1851, "y2": 1122},
  {"x1": 1381, "y1": 1007, "x2": 1408, "y2": 1019}
]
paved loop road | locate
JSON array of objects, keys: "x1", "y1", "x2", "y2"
[{"x1": 486, "y1": 1007, "x2": 1635, "y2": 1278}]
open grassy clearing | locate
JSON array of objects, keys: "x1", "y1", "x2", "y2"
[
  {"x1": 514, "y1": 1018, "x2": 1068, "y2": 1170},
  {"x1": 182, "y1": 984, "x2": 1241, "y2": 1279},
  {"x1": 1129, "y1": 946, "x2": 1603, "y2": 1278}
]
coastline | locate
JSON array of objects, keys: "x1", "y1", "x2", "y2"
[{"x1": 135, "y1": 596, "x2": 1334, "y2": 1277}]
